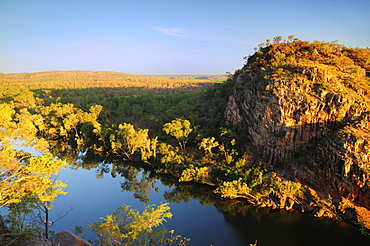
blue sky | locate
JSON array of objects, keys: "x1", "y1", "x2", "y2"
[{"x1": 0, "y1": 0, "x2": 369, "y2": 75}]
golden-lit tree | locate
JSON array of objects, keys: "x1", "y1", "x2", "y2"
[
  {"x1": 110, "y1": 123, "x2": 150, "y2": 160},
  {"x1": 0, "y1": 144, "x2": 67, "y2": 208},
  {"x1": 273, "y1": 36, "x2": 283, "y2": 44},
  {"x1": 89, "y1": 203, "x2": 190, "y2": 246},
  {"x1": 163, "y1": 118, "x2": 193, "y2": 152},
  {"x1": 0, "y1": 102, "x2": 67, "y2": 208}
]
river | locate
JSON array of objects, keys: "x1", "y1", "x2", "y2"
[{"x1": 49, "y1": 160, "x2": 369, "y2": 246}]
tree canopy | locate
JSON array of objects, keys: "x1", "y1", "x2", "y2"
[{"x1": 163, "y1": 118, "x2": 193, "y2": 152}]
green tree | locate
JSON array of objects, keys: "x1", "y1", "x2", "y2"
[{"x1": 163, "y1": 118, "x2": 193, "y2": 152}]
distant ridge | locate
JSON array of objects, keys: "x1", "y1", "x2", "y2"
[
  {"x1": 6, "y1": 70, "x2": 228, "y2": 81},
  {"x1": 8, "y1": 70, "x2": 140, "y2": 79}
]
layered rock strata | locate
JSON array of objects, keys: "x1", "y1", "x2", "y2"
[{"x1": 224, "y1": 40, "x2": 370, "y2": 228}]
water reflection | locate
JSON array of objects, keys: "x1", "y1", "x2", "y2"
[
  {"x1": 159, "y1": 180, "x2": 370, "y2": 245},
  {"x1": 218, "y1": 206, "x2": 367, "y2": 246},
  {"x1": 51, "y1": 151, "x2": 370, "y2": 246}
]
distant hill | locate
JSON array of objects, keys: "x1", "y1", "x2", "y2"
[
  {"x1": 8, "y1": 70, "x2": 138, "y2": 79},
  {"x1": 144, "y1": 74, "x2": 228, "y2": 81},
  {"x1": 6, "y1": 70, "x2": 228, "y2": 81},
  {"x1": 0, "y1": 70, "x2": 227, "y2": 93}
]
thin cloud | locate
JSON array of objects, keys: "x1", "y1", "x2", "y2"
[{"x1": 152, "y1": 26, "x2": 189, "y2": 37}]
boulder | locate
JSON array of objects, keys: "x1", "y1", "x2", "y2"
[{"x1": 50, "y1": 230, "x2": 92, "y2": 246}]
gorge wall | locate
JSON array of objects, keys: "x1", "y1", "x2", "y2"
[{"x1": 224, "y1": 40, "x2": 370, "y2": 227}]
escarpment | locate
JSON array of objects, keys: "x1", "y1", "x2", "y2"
[{"x1": 225, "y1": 39, "x2": 370, "y2": 228}]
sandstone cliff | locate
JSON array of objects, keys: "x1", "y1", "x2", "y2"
[{"x1": 224, "y1": 39, "x2": 370, "y2": 229}]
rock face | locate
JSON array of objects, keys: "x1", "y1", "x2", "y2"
[
  {"x1": 225, "y1": 40, "x2": 370, "y2": 228},
  {"x1": 50, "y1": 230, "x2": 92, "y2": 246}
]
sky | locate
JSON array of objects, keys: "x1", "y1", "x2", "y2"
[{"x1": 0, "y1": 0, "x2": 369, "y2": 75}]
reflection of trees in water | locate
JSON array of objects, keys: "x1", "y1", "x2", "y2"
[
  {"x1": 74, "y1": 153, "x2": 158, "y2": 203},
  {"x1": 52, "y1": 139, "x2": 263, "y2": 217},
  {"x1": 48, "y1": 140, "x2": 106, "y2": 169},
  {"x1": 48, "y1": 140, "x2": 81, "y2": 165},
  {"x1": 120, "y1": 169, "x2": 157, "y2": 203},
  {"x1": 65, "y1": 154, "x2": 369, "y2": 245},
  {"x1": 163, "y1": 181, "x2": 217, "y2": 206},
  {"x1": 69, "y1": 148, "x2": 263, "y2": 215},
  {"x1": 59, "y1": 145, "x2": 269, "y2": 218},
  {"x1": 160, "y1": 177, "x2": 259, "y2": 216}
]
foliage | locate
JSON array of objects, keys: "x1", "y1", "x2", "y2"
[
  {"x1": 5, "y1": 203, "x2": 41, "y2": 236},
  {"x1": 197, "y1": 136, "x2": 245, "y2": 170},
  {"x1": 74, "y1": 225, "x2": 84, "y2": 236},
  {"x1": 0, "y1": 106, "x2": 68, "y2": 208},
  {"x1": 358, "y1": 220, "x2": 370, "y2": 237},
  {"x1": 215, "y1": 178, "x2": 251, "y2": 199},
  {"x1": 0, "y1": 100, "x2": 69, "y2": 240},
  {"x1": 163, "y1": 118, "x2": 193, "y2": 152},
  {"x1": 89, "y1": 203, "x2": 189, "y2": 246},
  {"x1": 311, "y1": 193, "x2": 336, "y2": 218},
  {"x1": 0, "y1": 155, "x2": 67, "y2": 207},
  {"x1": 110, "y1": 123, "x2": 150, "y2": 160},
  {"x1": 210, "y1": 166, "x2": 241, "y2": 182},
  {"x1": 179, "y1": 166, "x2": 209, "y2": 183},
  {"x1": 1, "y1": 69, "x2": 232, "y2": 141},
  {"x1": 214, "y1": 165, "x2": 304, "y2": 207},
  {"x1": 157, "y1": 143, "x2": 183, "y2": 166},
  {"x1": 198, "y1": 137, "x2": 219, "y2": 155},
  {"x1": 270, "y1": 173, "x2": 304, "y2": 199}
]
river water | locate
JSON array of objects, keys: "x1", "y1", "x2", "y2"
[{"x1": 49, "y1": 161, "x2": 370, "y2": 246}]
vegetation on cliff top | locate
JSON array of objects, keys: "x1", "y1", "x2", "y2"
[{"x1": 244, "y1": 37, "x2": 370, "y2": 105}]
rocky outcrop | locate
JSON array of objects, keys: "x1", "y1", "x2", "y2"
[
  {"x1": 224, "y1": 40, "x2": 370, "y2": 228},
  {"x1": 225, "y1": 73, "x2": 367, "y2": 165}
]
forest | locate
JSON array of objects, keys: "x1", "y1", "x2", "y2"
[
  {"x1": 1, "y1": 37, "x2": 370, "y2": 245},
  {"x1": 0, "y1": 70, "x2": 236, "y2": 245}
]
